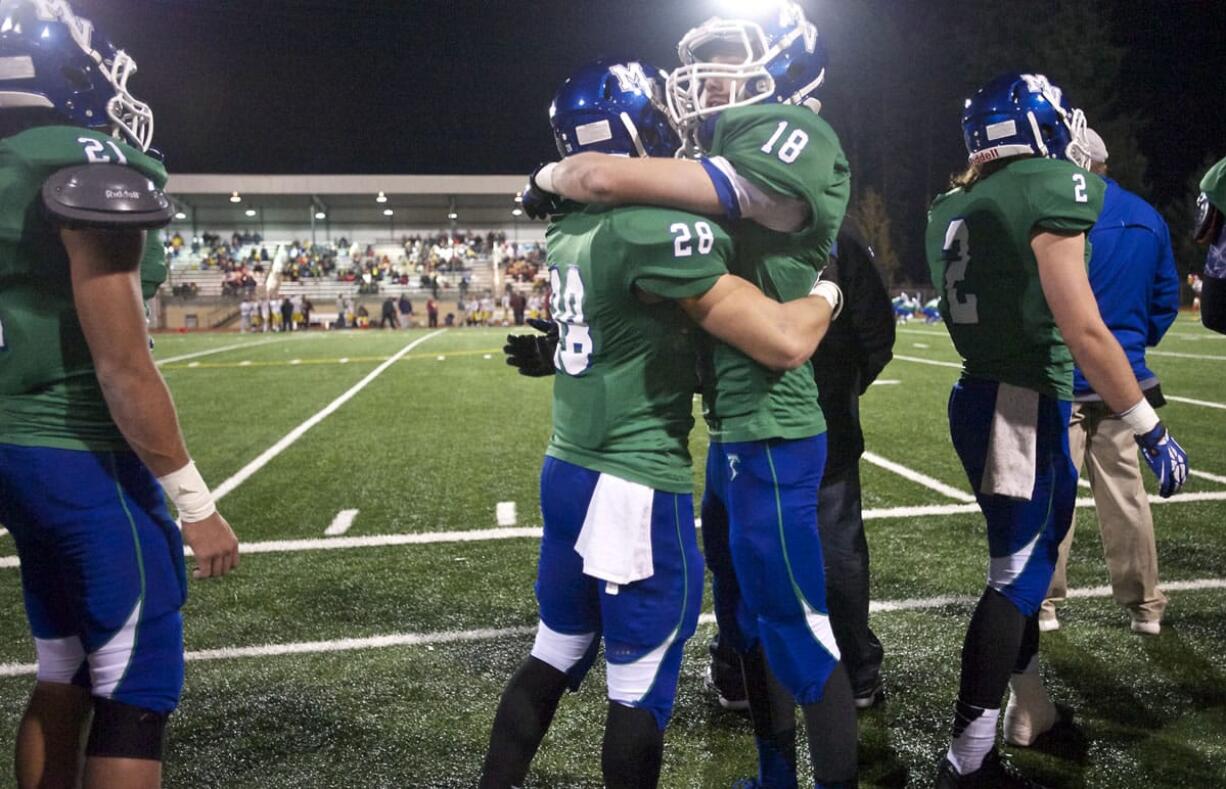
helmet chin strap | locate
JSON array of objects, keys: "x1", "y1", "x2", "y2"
[{"x1": 619, "y1": 112, "x2": 648, "y2": 158}]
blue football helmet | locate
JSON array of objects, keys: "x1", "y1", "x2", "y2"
[
  {"x1": 0, "y1": 0, "x2": 153, "y2": 149},
  {"x1": 961, "y1": 73, "x2": 1090, "y2": 169},
  {"x1": 667, "y1": 1, "x2": 827, "y2": 155},
  {"x1": 549, "y1": 59, "x2": 679, "y2": 159}
]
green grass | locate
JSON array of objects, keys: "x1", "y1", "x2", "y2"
[{"x1": 1, "y1": 316, "x2": 1224, "y2": 787}]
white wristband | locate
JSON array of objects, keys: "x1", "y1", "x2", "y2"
[
  {"x1": 158, "y1": 461, "x2": 217, "y2": 524},
  {"x1": 534, "y1": 162, "x2": 559, "y2": 194},
  {"x1": 810, "y1": 280, "x2": 844, "y2": 321},
  {"x1": 1119, "y1": 398, "x2": 1160, "y2": 436}
]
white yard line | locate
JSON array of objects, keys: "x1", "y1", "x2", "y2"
[
  {"x1": 1166, "y1": 395, "x2": 1226, "y2": 411},
  {"x1": 3, "y1": 578, "x2": 1225, "y2": 677},
  {"x1": 4, "y1": 491, "x2": 1225, "y2": 571},
  {"x1": 861, "y1": 452, "x2": 976, "y2": 502},
  {"x1": 1148, "y1": 350, "x2": 1226, "y2": 362},
  {"x1": 892, "y1": 354, "x2": 961, "y2": 370},
  {"x1": 324, "y1": 509, "x2": 360, "y2": 537},
  {"x1": 1189, "y1": 469, "x2": 1226, "y2": 486},
  {"x1": 156, "y1": 336, "x2": 294, "y2": 366},
  {"x1": 210, "y1": 330, "x2": 446, "y2": 503}
]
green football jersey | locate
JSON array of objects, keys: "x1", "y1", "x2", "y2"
[
  {"x1": 0, "y1": 126, "x2": 169, "y2": 451},
  {"x1": 699, "y1": 104, "x2": 850, "y2": 443},
  {"x1": 1201, "y1": 156, "x2": 1226, "y2": 212},
  {"x1": 925, "y1": 157, "x2": 1105, "y2": 400},
  {"x1": 545, "y1": 203, "x2": 730, "y2": 493}
]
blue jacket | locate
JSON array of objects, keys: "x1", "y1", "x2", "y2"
[{"x1": 1073, "y1": 178, "x2": 1181, "y2": 399}]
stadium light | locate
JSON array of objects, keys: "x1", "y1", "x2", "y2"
[
  {"x1": 383, "y1": 208, "x2": 394, "y2": 217},
  {"x1": 229, "y1": 192, "x2": 242, "y2": 203},
  {"x1": 512, "y1": 208, "x2": 523, "y2": 217},
  {"x1": 315, "y1": 211, "x2": 327, "y2": 220},
  {"x1": 514, "y1": 192, "x2": 523, "y2": 204},
  {"x1": 244, "y1": 208, "x2": 256, "y2": 217},
  {"x1": 174, "y1": 211, "x2": 187, "y2": 220},
  {"x1": 376, "y1": 191, "x2": 388, "y2": 204},
  {"x1": 716, "y1": 0, "x2": 785, "y2": 15}
]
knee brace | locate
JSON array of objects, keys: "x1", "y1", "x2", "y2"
[{"x1": 85, "y1": 697, "x2": 168, "y2": 761}]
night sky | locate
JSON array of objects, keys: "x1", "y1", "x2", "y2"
[{"x1": 68, "y1": 0, "x2": 1225, "y2": 223}]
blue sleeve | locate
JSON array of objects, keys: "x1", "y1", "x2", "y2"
[
  {"x1": 1148, "y1": 221, "x2": 1181, "y2": 346},
  {"x1": 700, "y1": 157, "x2": 742, "y2": 221}
]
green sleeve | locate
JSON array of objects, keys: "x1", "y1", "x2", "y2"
[
  {"x1": 610, "y1": 208, "x2": 729, "y2": 300},
  {"x1": 1201, "y1": 156, "x2": 1226, "y2": 212},
  {"x1": 10, "y1": 126, "x2": 169, "y2": 188},
  {"x1": 709, "y1": 104, "x2": 850, "y2": 240},
  {"x1": 1026, "y1": 161, "x2": 1104, "y2": 234}
]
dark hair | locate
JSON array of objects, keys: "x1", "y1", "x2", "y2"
[{"x1": 948, "y1": 156, "x2": 1022, "y2": 190}]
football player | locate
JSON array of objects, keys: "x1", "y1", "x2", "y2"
[
  {"x1": 926, "y1": 73, "x2": 1188, "y2": 788},
  {"x1": 482, "y1": 59, "x2": 843, "y2": 789},
  {"x1": 0, "y1": 2, "x2": 239, "y2": 787},
  {"x1": 518, "y1": 4, "x2": 859, "y2": 787},
  {"x1": 1194, "y1": 156, "x2": 1226, "y2": 334}
]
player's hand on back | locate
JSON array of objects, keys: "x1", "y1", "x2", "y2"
[
  {"x1": 522, "y1": 164, "x2": 566, "y2": 220},
  {"x1": 182, "y1": 512, "x2": 240, "y2": 579}
]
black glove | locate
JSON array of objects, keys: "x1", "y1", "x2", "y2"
[
  {"x1": 504, "y1": 318, "x2": 558, "y2": 377},
  {"x1": 522, "y1": 164, "x2": 565, "y2": 221}
]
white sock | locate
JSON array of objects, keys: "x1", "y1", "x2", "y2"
[
  {"x1": 1009, "y1": 655, "x2": 1051, "y2": 707},
  {"x1": 947, "y1": 701, "x2": 999, "y2": 775}
]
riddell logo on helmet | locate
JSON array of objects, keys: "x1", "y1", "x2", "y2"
[{"x1": 106, "y1": 188, "x2": 140, "y2": 200}]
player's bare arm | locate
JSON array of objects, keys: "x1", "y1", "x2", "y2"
[
  {"x1": 1031, "y1": 230, "x2": 1145, "y2": 413},
  {"x1": 677, "y1": 275, "x2": 839, "y2": 372},
  {"x1": 64, "y1": 228, "x2": 239, "y2": 579},
  {"x1": 544, "y1": 153, "x2": 722, "y2": 214}
]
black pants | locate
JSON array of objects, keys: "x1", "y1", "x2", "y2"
[{"x1": 817, "y1": 460, "x2": 883, "y2": 695}]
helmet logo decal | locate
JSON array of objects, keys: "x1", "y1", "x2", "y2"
[
  {"x1": 985, "y1": 120, "x2": 1017, "y2": 141},
  {"x1": 608, "y1": 62, "x2": 652, "y2": 95},
  {"x1": 30, "y1": 0, "x2": 93, "y2": 53}
]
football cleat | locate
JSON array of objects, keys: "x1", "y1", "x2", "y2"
[{"x1": 936, "y1": 748, "x2": 1047, "y2": 789}]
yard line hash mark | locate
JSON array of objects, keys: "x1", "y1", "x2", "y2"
[{"x1": 325, "y1": 510, "x2": 360, "y2": 537}]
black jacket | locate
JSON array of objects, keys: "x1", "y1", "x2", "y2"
[{"x1": 813, "y1": 220, "x2": 895, "y2": 477}]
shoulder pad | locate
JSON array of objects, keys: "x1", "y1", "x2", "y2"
[{"x1": 42, "y1": 164, "x2": 174, "y2": 230}]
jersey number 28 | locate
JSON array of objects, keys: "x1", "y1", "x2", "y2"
[{"x1": 549, "y1": 266, "x2": 594, "y2": 375}]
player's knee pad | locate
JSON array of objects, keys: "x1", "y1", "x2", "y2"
[
  {"x1": 759, "y1": 607, "x2": 841, "y2": 706},
  {"x1": 34, "y1": 635, "x2": 87, "y2": 685},
  {"x1": 531, "y1": 621, "x2": 596, "y2": 676},
  {"x1": 987, "y1": 536, "x2": 1053, "y2": 617},
  {"x1": 85, "y1": 698, "x2": 168, "y2": 761}
]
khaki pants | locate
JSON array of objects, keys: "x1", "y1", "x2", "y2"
[{"x1": 1042, "y1": 402, "x2": 1166, "y2": 624}]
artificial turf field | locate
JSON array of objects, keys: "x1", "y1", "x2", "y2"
[{"x1": 1, "y1": 316, "x2": 1224, "y2": 788}]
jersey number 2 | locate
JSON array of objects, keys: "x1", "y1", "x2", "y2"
[
  {"x1": 549, "y1": 266, "x2": 594, "y2": 375},
  {"x1": 941, "y1": 219, "x2": 979, "y2": 324}
]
